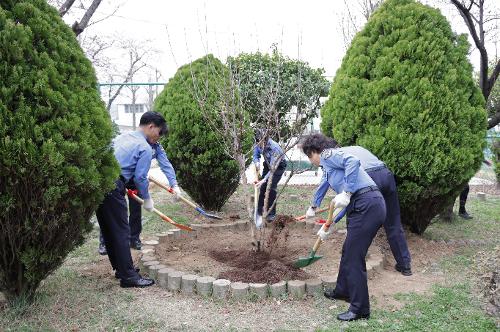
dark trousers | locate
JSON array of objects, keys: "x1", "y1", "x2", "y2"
[
  {"x1": 99, "y1": 181, "x2": 142, "y2": 245},
  {"x1": 334, "y1": 190, "x2": 386, "y2": 315},
  {"x1": 367, "y1": 167, "x2": 411, "y2": 268},
  {"x1": 257, "y1": 161, "x2": 286, "y2": 218},
  {"x1": 459, "y1": 185, "x2": 469, "y2": 213},
  {"x1": 96, "y1": 179, "x2": 140, "y2": 281},
  {"x1": 126, "y1": 181, "x2": 142, "y2": 242}
]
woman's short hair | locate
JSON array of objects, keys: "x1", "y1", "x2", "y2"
[{"x1": 300, "y1": 133, "x2": 339, "y2": 157}]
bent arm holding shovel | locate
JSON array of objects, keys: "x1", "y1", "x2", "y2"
[{"x1": 294, "y1": 199, "x2": 346, "y2": 268}]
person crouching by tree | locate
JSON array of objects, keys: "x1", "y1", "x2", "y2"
[
  {"x1": 96, "y1": 111, "x2": 169, "y2": 288},
  {"x1": 252, "y1": 129, "x2": 287, "y2": 228},
  {"x1": 299, "y1": 133, "x2": 386, "y2": 322}
]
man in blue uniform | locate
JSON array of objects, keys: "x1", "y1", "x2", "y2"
[
  {"x1": 305, "y1": 136, "x2": 412, "y2": 276},
  {"x1": 300, "y1": 133, "x2": 386, "y2": 321},
  {"x1": 96, "y1": 111, "x2": 169, "y2": 288},
  {"x1": 98, "y1": 120, "x2": 181, "y2": 254},
  {"x1": 253, "y1": 129, "x2": 287, "y2": 228}
]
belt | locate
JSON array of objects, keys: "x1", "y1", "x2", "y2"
[
  {"x1": 365, "y1": 165, "x2": 387, "y2": 173},
  {"x1": 352, "y1": 185, "x2": 379, "y2": 199}
]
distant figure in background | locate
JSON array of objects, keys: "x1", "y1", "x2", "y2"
[
  {"x1": 458, "y1": 159, "x2": 492, "y2": 220},
  {"x1": 252, "y1": 129, "x2": 287, "y2": 228}
]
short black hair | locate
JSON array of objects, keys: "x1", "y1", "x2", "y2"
[
  {"x1": 300, "y1": 133, "x2": 339, "y2": 157},
  {"x1": 254, "y1": 128, "x2": 267, "y2": 143},
  {"x1": 139, "y1": 111, "x2": 168, "y2": 136}
]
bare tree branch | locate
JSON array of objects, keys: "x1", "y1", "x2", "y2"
[
  {"x1": 450, "y1": 0, "x2": 500, "y2": 128},
  {"x1": 71, "y1": 0, "x2": 102, "y2": 36},
  {"x1": 488, "y1": 58, "x2": 500, "y2": 91},
  {"x1": 58, "y1": 0, "x2": 77, "y2": 16},
  {"x1": 87, "y1": 4, "x2": 121, "y2": 28}
]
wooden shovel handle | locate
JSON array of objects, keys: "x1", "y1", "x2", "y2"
[
  {"x1": 126, "y1": 189, "x2": 193, "y2": 232},
  {"x1": 314, "y1": 202, "x2": 343, "y2": 249},
  {"x1": 295, "y1": 207, "x2": 329, "y2": 221},
  {"x1": 148, "y1": 176, "x2": 197, "y2": 209},
  {"x1": 253, "y1": 164, "x2": 259, "y2": 218},
  {"x1": 312, "y1": 237, "x2": 323, "y2": 252}
]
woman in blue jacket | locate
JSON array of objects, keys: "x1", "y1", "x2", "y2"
[{"x1": 300, "y1": 133, "x2": 386, "y2": 321}]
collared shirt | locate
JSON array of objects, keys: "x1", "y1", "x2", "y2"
[
  {"x1": 151, "y1": 143, "x2": 177, "y2": 188},
  {"x1": 312, "y1": 146, "x2": 383, "y2": 207},
  {"x1": 113, "y1": 131, "x2": 153, "y2": 199},
  {"x1": 253, "y1": 138, "x2": 286, "y2": 180},
  {"x1": 313, "y1": 147, "x2": 376, "y2": 207}
]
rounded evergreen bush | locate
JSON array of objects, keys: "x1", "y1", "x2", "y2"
[
  {"x1": 321, "y1": 0, "x2": 486, "y2": 233},
  {"x1": 0, "y1": 0, "x2": 119, "y2": 302},
  {"x1": 155, "y1": 55, "x2": 251, "y2": 211}
]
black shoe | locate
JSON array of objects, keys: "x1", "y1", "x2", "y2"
[
  {"x1": 115, "y1": 268, "x2": 140, "y2": 279},
  {"x1": 324, "y1": 288, "x2": 350, "y2": 302},
  {"x1": 120, "y1": 276, "x2": 154, "y2": 288},
  {"x1": 130, "y1": 239, "x2": 142, "y2": 250},
  {"x1": 458, "y1": 211, "x2": 473, "y2": 220},
  {"x1": 395, "y1": 264, "x2": 413, "y2": 276},
  {"x1": 98, "y1": 243, "x2": 107, "y2": 256},
  {"x1": 337, "y1": 310, "x2": 370, "y2": 321}
]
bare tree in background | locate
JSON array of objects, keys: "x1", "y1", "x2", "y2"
[
  {"x1": 338, "y1": 0, "x2": 384, "y2": 49},
  {"x1": 184, "y1": 47, "x2": 317, "y2": 251},
  {"x1": 79, "y1": 34, "x2": 115, "y2": 72},
  {"x1": 145, "y1": 69, "x2": 163, "y2": 112},
  {"x1": 450, "y1": 0, "x2": 500, "y2": 129},
  {"x1": 102, "y1": 39, "x2": 152, "y2": 112}
]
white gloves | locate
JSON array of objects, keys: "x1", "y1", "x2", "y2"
[
  {"x1": 333, "y1": 191, "x2": 351, "y2": 209},
  {"x1": 306, "y1": 206, "x2": 316, "y2": 218},
  {"x1": 317, "y1": 224, "x2": 333, "y2": 241},
  {"x1": 255, "y1": 214, "x2": 263, "y2": 229},
  {"x1": 172, "y1": 186, "x2": 182, "y2": 201},
  {"x1": 143, "y1": 198, "x2": 154, "y2": 212}
]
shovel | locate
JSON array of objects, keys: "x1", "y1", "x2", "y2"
[
  {"x1": 126, "y1": 189, "x2": 193, "y2": 232},
  {"x1": 294, "y1": 203, "x2": 346, "y2": 268},
  {"x1": 148, "y1": 176, "x2": 222, "y2": 220},
  {"x1": 253, "y1": 165, "x2": 261, "y2": 229},
  {"x1": 295, "y1": 207, "x2": 329, "y2": 221},
  {"x1": 251, "y1": 164, "x2": 263, "y2": 251}
]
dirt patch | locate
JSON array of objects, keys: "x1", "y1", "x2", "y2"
[
  {"x1": 211, "y1": 249, "x2": 310, "y2": 284},
  {"x1": 264, "y1": 215, "x2": 295, "y2": 254},
  {"x1": 77, "y1": 250, "x2": 141, "y2": 281},
  {"x1": 374, "y1": 230, "x2": 455, "y2": 272},
  {"x1": 370, "y1": 230, "x2": 457, "y2": 310},
  {"x1": 156, "y1": 216, "x2": 349, "y2": 283}
]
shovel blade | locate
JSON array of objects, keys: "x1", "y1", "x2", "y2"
[
  {"x1": 195, "y1": 207, "x2": 223, "y2": 220},
  {"x1": 293, "y1": 254, "x2": 323, "y2": 268},
  {"x1": 203, "y1": 212, "x2": 223, "y2": 220}
]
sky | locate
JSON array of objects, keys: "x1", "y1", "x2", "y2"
[
  {"x1": 77, "y1": 0, "x2": 352, "y2": 81},
  {"x1": 66, "y1": 0, "x2": 498, "y2": 84}
]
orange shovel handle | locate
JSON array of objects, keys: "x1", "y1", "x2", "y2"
[{"x1": 126, "y1": 189, "x2": 193, "y2": 232}]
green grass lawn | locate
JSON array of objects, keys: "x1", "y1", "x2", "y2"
[{"x1": 424, "y1": 197, "x2": 499, "y2": 242}]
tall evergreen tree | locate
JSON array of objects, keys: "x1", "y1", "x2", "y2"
[
  {"x1": 0, "y1": 0, "x2": 118, "y2": 302},
  {"x1": 321, "y1": 0, "x2": 486, "y2": 233}
]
